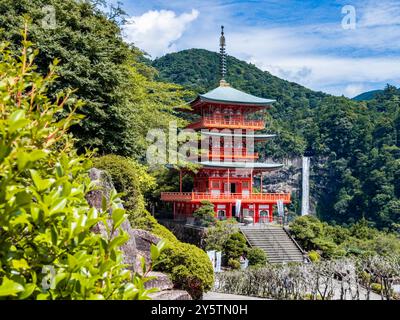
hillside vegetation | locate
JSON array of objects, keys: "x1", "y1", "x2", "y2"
[{"x1": 0, "y1": 0, "x2": 189, "y2": 159}]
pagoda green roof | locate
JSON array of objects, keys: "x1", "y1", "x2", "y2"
[{"x1": 194, "y1": 85, "x2": 275, "y2": 106}]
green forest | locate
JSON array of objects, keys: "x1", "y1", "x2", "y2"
[{"x1": 0, "y1": 0, "x2": 399, "y2": 300}]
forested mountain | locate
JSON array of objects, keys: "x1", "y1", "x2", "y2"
[
  {"x1": 153, "y1": 50, "x2": 400, "y2": 230},
  {"x1": 353, "y1": 89, "x2": 384, "y2": 101}
]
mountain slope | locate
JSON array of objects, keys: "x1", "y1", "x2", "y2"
[
  {"x1": 153, "y1": 49, "x2": 324, "y2": 99},
  {"x1": 353, "y1": 90, "x2": 382, "y2": 101}
]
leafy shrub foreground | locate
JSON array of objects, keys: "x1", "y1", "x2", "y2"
[{"x1": 0, "y1": 32, "x2": 159, "y2": 300}]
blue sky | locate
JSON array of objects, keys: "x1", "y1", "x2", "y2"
[{"x1": 109, "y1": 0, "x2": 400, "y2": 97}]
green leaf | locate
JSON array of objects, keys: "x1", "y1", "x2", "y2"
[
  {"x1": 50, "y1": 224, "x2": 58, "y2": 245},
  {"x1": 88, "y1": 294, "x2": 105, "y2": 300},
  {"x1": 0, "y1": 277, "x2": 25, "y2": 297},
  {"x1": 15, "y1": 191, "x2": 31, "y2": 207},
  {"x1": 101, "y1": 195, "x2": 107, "y2": 212},
  {"x1": 109, "y1": 234, "x2": 129, "y2": 250},
  {"x1": 156, "y1": 239, "x2": 167, "y2": 254},
  {"x1": 150, "y1": 244, "x2": 159, "y2": 262},
  {"x1": 67, "y1": 254, "x2": 78, "y2": 269},
  {"x1": 49, "y1": 198, "x2": 67, "y2": 215},
  {"x1": 11, "y1": 259, "x2": 29, "y2": 270},
  {"x1": 36, "y1": 293, "x2": 50, "y2": 300},
  {"x1": 0, "y1": 145, "x2": 11, "y2": 162},
  {"x1": 111, "y1": 208, "x2": 125, "y2": 229},
  {"x1": 30, "y1": 170, "x2": 55, "y2": 192},
  {"x1": 18, "y1": 283, "x2": 36, "y2": 300},
  {"x1": 9, "y1": 110, "x2": 29, "y2": 133},
  {"x1": 140, "y1": 256, "x2": 146, "y2": 275},
  {"x1": 17, "y1": 150, "x2": 47, "y2": 171}
]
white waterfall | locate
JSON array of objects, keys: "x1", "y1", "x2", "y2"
[{"x1": 301, "y1": 156, "x2": 310, "y2": 216}]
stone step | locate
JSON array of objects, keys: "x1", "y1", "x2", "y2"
[
  {"x1": 148, "y1": 289, "x2": 192, "y2": 300},
  {"x1": 248, "y1": 240, "x2": 296, "y2": 244},
  {"x1": 267, "y1": 254, "x2": 303, "y2": 258},
  {"x1": 254, "y1": 246, "x2": 301, "y2": 250},
  {"x1": 144, "y1": 272, "x2": 174, "y2": 291},
  {"x1": 259, "y1": 251, "x2": 303, "y2": 255}
]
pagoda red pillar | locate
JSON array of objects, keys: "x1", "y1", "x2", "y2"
[{"x1": 269, "y1": 204, "x2": 273, "y2": 223}]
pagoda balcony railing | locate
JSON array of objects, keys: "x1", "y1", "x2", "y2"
[
  {"x1": 187, "y1": 117, "x2": 265, "y2": 130},
  {"x1": 209, "y1": 151, "x2": 259, "y2": 160},
  {"x1": 161, "y1": 192, "x2": 291, "y2": 203},
  {"x1": 210, "y1": 147, "x2": 255, "y2": 154}
]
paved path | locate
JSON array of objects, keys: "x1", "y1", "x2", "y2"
[{"x1": 203, "y1": 292, "x2": 268, "y2": 300}]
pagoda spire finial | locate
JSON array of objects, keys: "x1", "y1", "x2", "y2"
[{"x1": 219, "y1": 25, "x2": 230, "y2": 87}]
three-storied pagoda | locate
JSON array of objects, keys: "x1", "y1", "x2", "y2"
[{"x1": 161, "y1": 26, "x2": 290, "y2": 223}]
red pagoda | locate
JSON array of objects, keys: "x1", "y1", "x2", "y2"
[{"x1": 161, "y1": 26, "x2": 290, "y2": 223}]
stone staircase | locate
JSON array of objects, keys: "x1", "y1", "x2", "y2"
[{"x1": 240, "y1": 225, "x2": 305, "y2": 264}]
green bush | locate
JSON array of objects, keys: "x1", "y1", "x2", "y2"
[
  {"x1": 0, "y1": 35, "x2": 157, "y2": 299},
  {"x1": 312, "y1": 238, "x2": 345, "y2": 258},
  {"x1": 93, "y1": 155, "x2": 156, "y2": 216},
  {"x1": 290, "y1": 215, "x2": 324, "y2": 250},
  {"x1": 223, "y1": 232, "x2": 248, "y2": 262},
  {"x1": 203, "y1": 219, "x2": 238, "y2": 251},
  {"x1": 290, "y1": 215, "x2": 400, "y2": 258},
  {"x1": 371, "y1": 283, "x2": 383, "y2": 293},
  {"x1": 308, "y1": 250, "x2": 321, "y2": 262},
  {"x1": 247, "y1": 248, "x2": 267, "y2": 266},
  {"x1": 193, "y1": 201, "x2": 216, "y2": 227},
  {"x1": 227, "y1": 258, "x2": 241, "y2": 270},
  {"x1": 156, "y1": 241, "x2": 214, "y2": 299}
]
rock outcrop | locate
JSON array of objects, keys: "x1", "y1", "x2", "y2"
[
  {"x1": 86, "y1": 168, "x2": 191, "y2": 300},
  {"x1": 87, "y1": 168, "x2": 138, "y2": 269}
]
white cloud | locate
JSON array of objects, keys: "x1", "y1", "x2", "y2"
[
  {"x1": 121, "y1": 0, "x2": 400, "y2": 96},
  {"x1": 123, "y1": 9, "x2": 199, "y2": 57},
  {"x1": 359, "y1": 0, "x2": 400, "y2": 27},
  {"x1": 344, "y1": 84, "x2": 365, "y2": 98},
  {"x1": 175, "y1": 18, "x2": 400, "y2": 96},
  {"x1": 249, "y1": 55, "x2": 400, "y2": 96}
]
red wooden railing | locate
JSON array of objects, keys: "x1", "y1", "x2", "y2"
[
  {"x1": 161, "y1": 192, "x2": 291, "y2": 203},
  {"x1": 209, "y1": 153, "x2": 258, "y2": 160},
  {"x1": 187, "y1": 117, "x2": 265, "y2": 130}
]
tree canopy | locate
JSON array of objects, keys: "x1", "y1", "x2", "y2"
[{"x1": 0, "y1": 0, "x2": 189, "y2": 159}]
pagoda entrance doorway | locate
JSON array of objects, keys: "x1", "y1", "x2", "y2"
[
  {"x1": 232, "y1": 205, "x2": 239, "y2": 222},
  {"x1": 217, "y1": 210, "x2": 226, "y2": 220}
]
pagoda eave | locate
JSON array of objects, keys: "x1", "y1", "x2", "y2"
[
  {"x1": 201, "y1": 131, "x2": 277, "y2": 140},
  {"x1": 189, "y1": 85, "x2": 276, "y2": 109},
  {"x1": 198, "y1": 161, "x2": 283, "y2": 172}
]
